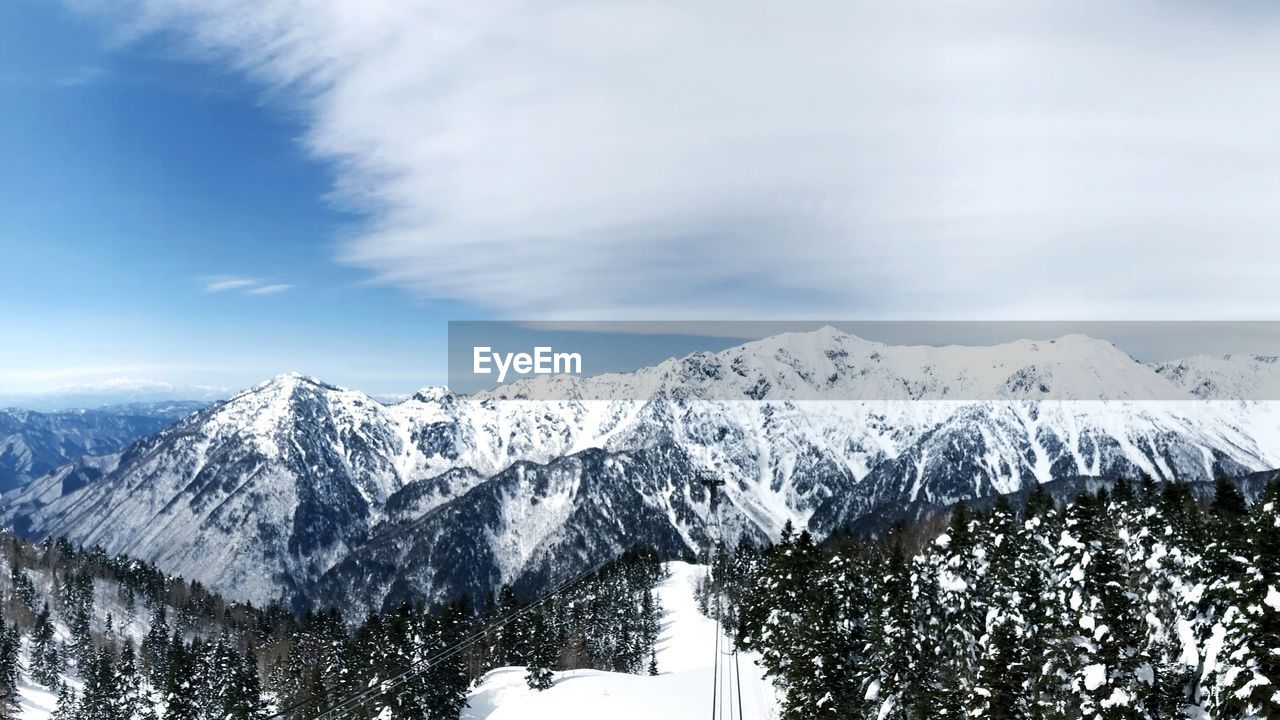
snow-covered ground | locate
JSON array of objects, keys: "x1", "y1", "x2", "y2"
[
  {"x1": 17, "y1": 676, "x2": 60, "y2": 720},
  {"x1": 463, "y1": 562, "x2": 780, "y2": 720}
]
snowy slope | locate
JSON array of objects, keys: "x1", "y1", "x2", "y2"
[
  {"x1": 6, "y1": 329, "x2": 1280, "y2": 610},
  {"x1": 463, "y1": 562, "x2": 778, "y2": 720},
  {"x1": 18, "y1": 676, "x2": 62, "y2": 720}
]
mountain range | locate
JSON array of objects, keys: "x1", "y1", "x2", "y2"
[
  {"x1": 2, "y1": 328, "x2": 1278, "y2": 615},
  {"x1": 0, "y1": 402, "x2": 206, "y2": 493}
]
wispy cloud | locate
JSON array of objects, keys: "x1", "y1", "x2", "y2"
[
  {"x1": 202, "y1": 276, "x2": 293, "y2": 295},
  {"x1": 246, "y1": 283, "x2": 293, "y2": 295},
  {"x1": 204, "y1": 277, "x2": 259, "y2": 293},
  {"x1": 55, "y1": 65, "x2": 108, "y2": 87},
  {"x1": 80, "y1": 1, "x2": 1280, "y2": 319}
]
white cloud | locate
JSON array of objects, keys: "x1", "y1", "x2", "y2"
[
  {"x1": 245, "y1": 283, "x2": 293, "y2": 295},
  {"x1": 203, "y1": 277, "x2": 258, "y2": 293},
  {"x1": 202, "y1": 277, "x2": 292, "y2": 295},
  {"x1": 80, "y1": 0, "x2": 1280, "y2": 319}
]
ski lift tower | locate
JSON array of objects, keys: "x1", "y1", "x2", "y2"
[
  {"x1": 699, "y1": 473, "x2": 727, "y2": 559},
  {"x1": 700, "y1": 473, "x2": 726, "y2": 509}
]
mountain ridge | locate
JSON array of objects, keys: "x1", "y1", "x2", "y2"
[
  {"x1": 0, "y1": 401, "x2": 206, "y2": 493},
  {"x1": 4, "y1": 328, "x2": 1280, "y2": 612}
]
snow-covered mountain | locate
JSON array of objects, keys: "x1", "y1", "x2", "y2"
[
  {"x1": 1151, "y1": 353, "x2": 1280, "y2": 399},
  {"x1": 0, "y1": 402, "x2": 205, "y2": 493},
  {"x1": 4, "y1": 329, "x2": 1280, "y2": 613}
]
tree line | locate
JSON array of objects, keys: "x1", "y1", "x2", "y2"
[
  {"x1": 0, "y1": 534, "x2": 665, "y2": 719},
  {"x1": 707, "y1": 476, "x2": 1280, "y2": 720}
]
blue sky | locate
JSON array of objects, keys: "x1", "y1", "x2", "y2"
[
  {"x1": 3, "y1": 0, "x2": 1279, "y2": 404},
  {"x1": 0, "y1": 0, "x2": 474, "y2": 398}
]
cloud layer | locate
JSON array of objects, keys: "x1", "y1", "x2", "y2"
[{"x1": 80, "y1": 0, "x2": 1280, "y2": 318}]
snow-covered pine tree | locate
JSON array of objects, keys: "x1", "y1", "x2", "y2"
[
  {"x1": 76, "y1": 646, "x2": 125, "y2": 720},
  {"x1": 496, "y1": 585, "x2": 531, "y2": 666},
  {"x1": 743, "y1": 527, "x2": 829, "y2": 719},
  {"x1": 58, "y1": 569, "x2": 95, "y2": 673},
  {"x1": 140, "y1": 604, "x2": 170, "y2": 686},
  {"x1": 224, "y1": 648, "x2": 269, "y2": 720},
  {"x1": 641, "y1": 588, "x2": 660, "y2": 674},
  {"x1": 1090, "y1": 489, "x2": 1146, "y2": 719},
  {"x1": 116, "y1": 640, "x2": 158, "y2": 720},
  {"x1": 7, "y1": 563, "x2": 36, "y2": 615},
  {"x1": 49, "y1": 685, "x2": 77, "y2": 720},
  {"x1": 969, "y1": 498, "x2": 1032, "y2": 720},
  {"x1": 909, "y1": 565, "x2": 964, "y2": 720},
  {"x1": 161, "y1": 633, "x2": 201, "y2": 720},
  {"x1": 525, "y1": 609, "x2": 557, "y2": 691},
  {"x1": 1203, "y1": 478, "x2": 1280, "y2": 718},
  {"x1": 863, "y1": 534, "x2": 920, "y2": 720},
  {"x1": 935, "y1": 500, "x2": 986, "y2": 703},
  {"x1": 1018, "y1": 503, "x2": 1076, "y2": 719},
  {"x1": 30, "y1": 602, "x2": 62, "y2": 686},
  {"x1": 0, "y1": 624, "x2": 19, "y2": 720},
  {"x1": 422, "y1": 600, "x2": 474, "y2": 719}
]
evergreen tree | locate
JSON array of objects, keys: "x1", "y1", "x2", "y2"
[
  {"x1": 972, "y1": 618, "x2": 1030, "y2": 720},
  {"x1": 0, "y1": 624, "x2": 20, "y2": 720},
  {"x1": 161, "y1": 634, "x2": 200, "y2": 720},
  {"x1": 141, "y1": 605, "x2": 170, "y2": 687},
  {"x1": 1144, "y1": 636, "x2": 1190, "y2": 719},
  {"x1": 911, "y1": 569, "x2": 964, "y2": 720},
  {"x1": 49, "y1": 686, "x2": 77, "y2": 720},
  {"x1": 1024, "y1": 483, "x2": 1055, "y2": 520},
  {"x1": 8, "y1": 564, "x2": 37, "y2": 613},
  {"x1": 864, "y1": 538, "x2": 918, "y2": 720},
  {"x1": 77, "y1": 646, "x2": 125, "y2": 720},
  {"x1": 59, "y1": 570, "x2": 95, "y2": 672},
  {"x1": 640, "y1": 589, "x2": 660, "y2": 673},
  {"x1": 525, "y1": 611, "x2": 557, "y2": 691},
  {"x1": 116, "y1": 640, "x2": 157, "y2": 720},
  {"x1": 31, "y1": 603, "x2": 62, "y2": 686},
  {"x1": 1205, "y1": 479, "x2": 1280, "y2": 718},
  {"x1": 496, "y1": 585, "x2": 530, "y2": 666},
  {"x1": 969, "y1": 497, "x2": 1031, "y2": 719},
  {"x1": 224, "y1": 648, "x2": 269, "y2": 719}
]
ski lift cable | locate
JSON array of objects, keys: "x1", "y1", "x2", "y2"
[
  {"x1": 734, "y1": 641, "x2": 745, "y2": 720},
  {"x1": 703, "y1": 471, "x2": 745, "y2": 720},
  {"x1": 710, "y1": 606, "x2": 721, "y2": 720},
  {"x1": 313, "y1": 557, "x2": 617, "y2": 720},
  {"x1": 702, "y1": 473, "x2": 728, "y2": 720},
  {"x1": 310, "y1": 556, "x2": 617, "y2": 720}
]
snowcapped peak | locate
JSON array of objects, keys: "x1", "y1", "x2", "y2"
[
  {"x1": 807, "y1": 324, "x2": 858, "y2": 341},
  {"x1": 235, "y1": 372, "x2": 338, "y2": 399},
  {"x1": 205, "y1": 373, "x2": 377, "y2": 452},
  {"x1": 261, "y1": 371, "x2": 317, "y2": 387},
  {"x1": 1041, "y1": 333, "x2": 1128, "y2": 355},
  {"x1": 1048, "y1": 332, "x2": 1106, "y2": 344},
  {"x1": 409, "y1": 386, "x2": 455, "y2": 405},
  {"x1": 737, "y1": 324, "x2": 873, "y2": 353}
]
